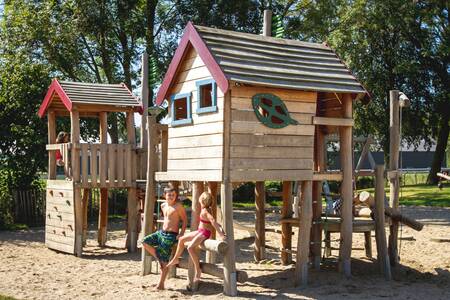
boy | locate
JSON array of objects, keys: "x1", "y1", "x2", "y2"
[{"x1": 141, "y1": 187, "x2": 187, "y2": 290}]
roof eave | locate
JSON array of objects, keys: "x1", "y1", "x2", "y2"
[
  {"x1": 37, "y1": 79, "x2": 73, "y2": 118},
  {"x1": 155, "y1": 21, "x2": 229, "y2": 106}
]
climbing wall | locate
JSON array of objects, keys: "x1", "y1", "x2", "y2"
[{"x1": 45, "y1": 180, "x2": 76, "y2": 254}]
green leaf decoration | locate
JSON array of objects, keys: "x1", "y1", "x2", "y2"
[{"x1": 252, "y1": 93, "x2": 299, "y2": 128}]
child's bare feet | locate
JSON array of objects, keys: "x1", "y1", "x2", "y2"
[
  {"x1": 166, "y1": 258, "x2": 179, "y2": 268},
  {"x1": 155, "y1": 284, "x2": 165, "y2": 290}
]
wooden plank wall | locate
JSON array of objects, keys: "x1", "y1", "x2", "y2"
[
  {"x1": 45, "y1": 180, "x2": 76, "y2": 254},
  {"x1": 166, "y1": 46, "x2": 224, "y2": 181},
  {"x1": 229, "y1": 86, "x2": 317, "y2": 181}
]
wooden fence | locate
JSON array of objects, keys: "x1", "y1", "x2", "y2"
[
  {"x1": 14, "y1": 189, "x2": 46, "y2": 227},
  {"x1": 11, "y1": 188, "x2": 127, "y2": 227}
]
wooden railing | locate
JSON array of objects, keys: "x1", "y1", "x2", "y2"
[
  {"x1": 46, "y1": 124, "x2": 168, "y2": 187},
  {"x1": 47, "y1": 143, "x2": 135, "y2": 188}
]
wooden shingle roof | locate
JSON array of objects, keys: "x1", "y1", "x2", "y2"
[
  {"x1": 156, "y1": 22, "x2": 370, "y2": 105},
  {"x1": 195, "y1": 25, "x2": 369, "y2": 98},
  {"x1": 38, "y1": 79, "x2": 142, "y2": 117}
]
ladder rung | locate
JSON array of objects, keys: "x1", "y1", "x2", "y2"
[
  {"x1": 156, "y1": 220, "x2": 164, "y2": 223},
  {"x1": 156, "y1": 199, "x2": 165, "y2": 203}
]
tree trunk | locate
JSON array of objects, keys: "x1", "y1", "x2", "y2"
[{"x1": 428, "y1": 111, "x2": 450, "y2": 184}]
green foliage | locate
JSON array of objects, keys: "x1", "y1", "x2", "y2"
[{"x1": 285, "y1": 0, "x2": 449, "y2": 174}]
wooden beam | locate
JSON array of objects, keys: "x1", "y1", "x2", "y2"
[
  {"x1": 98, "y1": 112, "x2": 108, "y2": 247},
  {"x1": 313, "y1": 171, "x2": 342, "y2": 181},
  {"x1": 388, "y1": 90, "x2": 400, "y2": 266},
  {"x1": 126, "y1": 111, "x2": 138, "y2": 253},
  {"x1": 140, "y1": 52, "x2": 149, "y2": 149},
  {"x1": 221, "y1": 181, "x2": 237, "y2": 296},
  {"x1": 206, "y1": 182, "x2": 218, "y2": 263},
  {"x1": 295, "y1": 181, "x2": 312, "y2": 287},
  {"x1": 374, "y1": 165, "x2": 392, "y2": 280},
  {"x1": 70, "y1": 109, "x2": 82, "y2": 257},
  {"x1": 311, "y1": 129, "x2": 325, "y2": 270},
  {"x1": 47, "y1": 110, "x2": 57, "y2": 179},
  {"x1": 177, "y1": 259, "x2": 248, "y2": 283},
  {"x1": 254, "y1": 181, "x2": 266, "y2": 262},
  {"x1": 281, "y1": 181, "x2": 293, "y2": 265},
  {"x1": 338, "y1": 94, "x2": 353, "y2": 277},
  {"x1": 141, "y1": 116, "x2": 157, "y2": 275},
  {"x1": 313, "y1": 117, "x2": 354, "y2": 127},
  {"x1": 188, "y1": 181, "x2": 204, "y2": 289}
]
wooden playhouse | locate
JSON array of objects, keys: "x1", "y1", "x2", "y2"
[
  {"x1": 38, "y1": 80, "x2": 143, "y2": 256},
  {"x1": 140, "y1": 21, "x2": 379, "y2": 296}
]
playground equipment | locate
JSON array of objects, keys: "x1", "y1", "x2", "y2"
[
  {"x1": 38, "y1": 80, "x2": 143, "y2": 256},
  {"x1": 138, "y1": 13, "x2": 381, "y2": 294},
  {"x1": 38, "y1": 10, "x2": 417, "y2": 297}
]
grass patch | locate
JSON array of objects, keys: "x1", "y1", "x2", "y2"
[
  {"x1": 108, "y1": 214, "x2": 126, "y2": 220},
  {"x1": 0, "y1": 295, "x2": 18, "y2": 300},
  {"x1": 234, "y1": 184, "x2": 450, "y2": 208},
  {"x1": 0, "y1": 223, "x2": 29, "y2": 231},
  {"x1": 358, "y1": 184, "x2": 450, "y2": 207}
]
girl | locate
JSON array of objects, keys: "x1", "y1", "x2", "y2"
[
  {"x1": 166, "y1": 191, "x2": 225, "y2": 283},
  {"x1": 55, "y1": 131, "x2": 69, "y2": 166}
]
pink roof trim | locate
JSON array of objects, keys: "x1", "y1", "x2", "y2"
[
  {"x1": 155, "y1": 22, "x2": 229, "y2": 105},
  {"x1": 37, "y1": 79, "x2": 72, "y2": 118}
]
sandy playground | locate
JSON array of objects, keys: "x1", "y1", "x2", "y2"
[{"x1": 1, "y1": 206, "x2": 450, "y2": 300}]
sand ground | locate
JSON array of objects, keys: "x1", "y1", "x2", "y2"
[{"x1": 1, "y1": 206, "x2": 450, "y2": 300}]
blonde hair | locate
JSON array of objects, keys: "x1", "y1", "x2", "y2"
[{"x1": 199, "y1": 192, "x2": 212, "y2": 209}]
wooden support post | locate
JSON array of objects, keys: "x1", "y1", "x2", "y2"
[
  {"x1": 206, "y1": 182, "x2": 218, "y2": 263},
  {"x1": 141, "y1": 116, "x2": 157, "y2": 275},
  {"x1": 295, "y1": 181, "x2": 312, "y2": 287},
  {"x1": 339, "y1": 94, "x2": 353, "y2": 277},
  {"x1": 140, "y1": 52, "x2": 149, "y2": 149},
  {"x1": 188, "y1": 181, "x2": 204, "y2": 290},
  {"x1": 47, "y1": 110, "x2": 56, "y2": 179},
  {"x1": 126, "y1": 110, "x2": 138, "y2": 252},
  {"x1": 324, "y1": 231, "x2": 332, "y2": 257},
  {"x1": 281, "y1": 181, "x2": 293, "y2": 265},
  {"x1": 311, "y1": 128, "x2": 325, "y2": 269},
  {"x1": 98, "y1": 112, "x2": 108, "y2": 247},
  {"x1": 254, "y1": 181, "x2": 266, "y2": 262},
  {"x1": 221, "y1": 181, "x2": 237, "y2": 296},
  {"x1": 71, "y1": 109, "x2": 83, "y2": 257},
  {"x1": 82, "y1": 189, "x2": 89, "y2": 246},
  {"x1": 374, "y1": 165, "x2": 392, "y2": 280},
  {"x1": 364, "y1": 231, "x2": 372, "y2": 258},
  {"x1": 388, "y1": 90, "x2": 400, "y2": 266}
]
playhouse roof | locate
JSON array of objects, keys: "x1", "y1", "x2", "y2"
[
  {"x1": 155, "y1": 22, "x2": 370, "y2": 105},
  {"x1": 38, "y1": 79, "x2": 142, "y2": 117}
]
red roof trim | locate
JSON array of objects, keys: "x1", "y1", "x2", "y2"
[
  {"x1": 155, "y1": 22, "x2": 229, "y2": 105},
  {"x1": 37, "y1": 79, "x2": 73, "y2": 118}
]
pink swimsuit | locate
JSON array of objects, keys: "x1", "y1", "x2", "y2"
[{"x1": 198, "y1": 218, "x2": 212, "y2": 239}]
